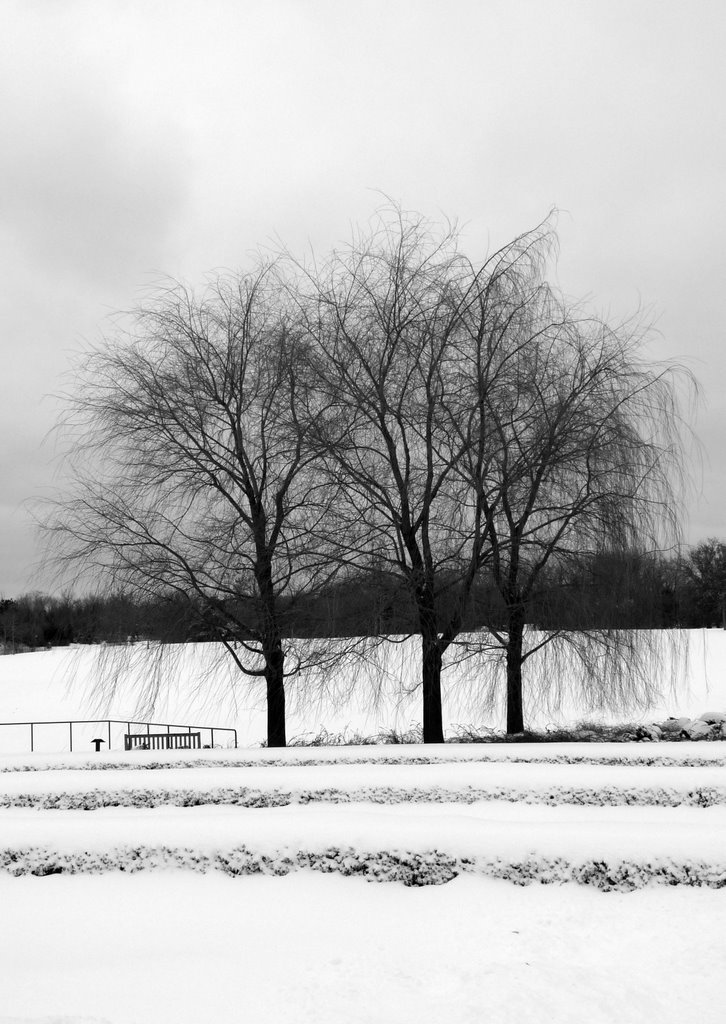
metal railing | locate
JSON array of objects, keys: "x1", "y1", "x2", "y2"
[{"x1": 0, "y1": 718, "x2": 238, "y2": 753}]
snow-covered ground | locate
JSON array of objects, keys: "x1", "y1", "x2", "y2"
[
  {"x1": 0, "y1": 635, "x2": 725, "y2": 1023},
  {"x1": 1, "y1": 873, "x2": 724, "y2": 1024},
  {"x1": 0, "y1": 629, "x2": 725, "y2": 750}
]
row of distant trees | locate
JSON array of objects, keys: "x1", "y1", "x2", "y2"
[
  {"x1": 35, "y1": 207, "x2": 696, "y2": 745},
  {"x1": 3, "y1": 540, "x2": 726, "y2": 653}
]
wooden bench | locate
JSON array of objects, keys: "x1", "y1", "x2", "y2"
[{"x1": 124, "y1": 732, "x2": 202, "y2": 751}]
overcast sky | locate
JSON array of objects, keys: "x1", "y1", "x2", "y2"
[{"x1": 2, "y1": 0, "x2": 725, "y2": 596}]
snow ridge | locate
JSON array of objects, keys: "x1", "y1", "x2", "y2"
[
  {"x1": 2, "y1": 745, "x2": 724, "y2": 889},
  {"x1": 3, "y1": 783, "x2": 726, "y2": 809},
  {"x1": 1, "y1": 844, "x2": 724, "y2": 891},
  {"x1": 2, "y1": 751, "x2": 725, "y2": 772}
]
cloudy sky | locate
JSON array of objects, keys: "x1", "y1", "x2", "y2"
[{"x1": 1, "y1": 0, "x2": 725, "y2": 596}]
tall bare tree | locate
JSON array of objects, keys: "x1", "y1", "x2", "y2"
[
  {"x1": 45, "y1": 209, "x2": 694, "y2": 744},
  {"x1": 296, "y1": 206, "x2": 693, "y2": 738},
  {"x1": 45, "y1": 265, "x2": 338, "y2": 747},
  {"x1": 454, "y1": 258, "x2": 695, "y2": 733},
  {"x1": 294, "y1": 210, "x2": 550, "y2": 741}
]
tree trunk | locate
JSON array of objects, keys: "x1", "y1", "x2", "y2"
[
  {"x1": 265, "y1": 642, "x2": 286, "y2": 748},
  {"x1": 256, "y1": 549, "x2": 286, "y2": 747},
  {"x1": 505, "y1": 605, "x2": 526, "y2": 734},
  {"x1": 421, "y1": 635, "x2": 444, "y2": 742},
  {"x1": 415, "y1": 572, "x2": 445, "y2": 743}
]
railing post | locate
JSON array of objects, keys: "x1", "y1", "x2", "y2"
[
  {"x1": 69, "y1": 721, "x2": 73, "y2": 753},
  {"x1": 108, "y1": 720, "x2": 112, "y2": 751},
  {"x1": 30, "y1": 722, "x2": 34, "y2": 753}
]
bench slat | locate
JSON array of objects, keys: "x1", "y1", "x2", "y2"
[{"x1": 124, "y1": 732, "x2": 202, "y2": 751}]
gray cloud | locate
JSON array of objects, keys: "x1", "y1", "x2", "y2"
[{"x1": 0, "y1": 80, "x2": 188, "y2": 289}]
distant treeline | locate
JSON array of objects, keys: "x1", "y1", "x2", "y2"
[{"x1": 2, "y1": 541, "x2": 725, "y2": 653}]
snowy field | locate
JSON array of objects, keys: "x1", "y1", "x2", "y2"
[
  {"x1": 0, "y1": 634, "x2": 725, "y2": 1023},
  {"x1": 2, "y1": 872, "x2": 724, "y2": 1024},
  {"x1": 1, "y1": 629, "x2": 725, "y2": 749}
]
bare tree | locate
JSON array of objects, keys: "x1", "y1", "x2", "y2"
[
  {"x1": 44, "y1": 210, "x2": 695, "y2": 745},
  {"x1": 44, "y1": 264, "x2": 340, "y2": 747},
  {"x1": 295, "y1": 206, "x2": 694, "y2": 738},
  {"x1": 293, "y1": 209, "x2": 546, "y2": 742},
  {"x1": 454, "y1": 255, "x2": 695, "y2": 733}
]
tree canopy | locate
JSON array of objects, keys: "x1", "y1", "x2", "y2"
[{"x1": 44, "y1": 207, "x2": 696, "y2": 742}]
